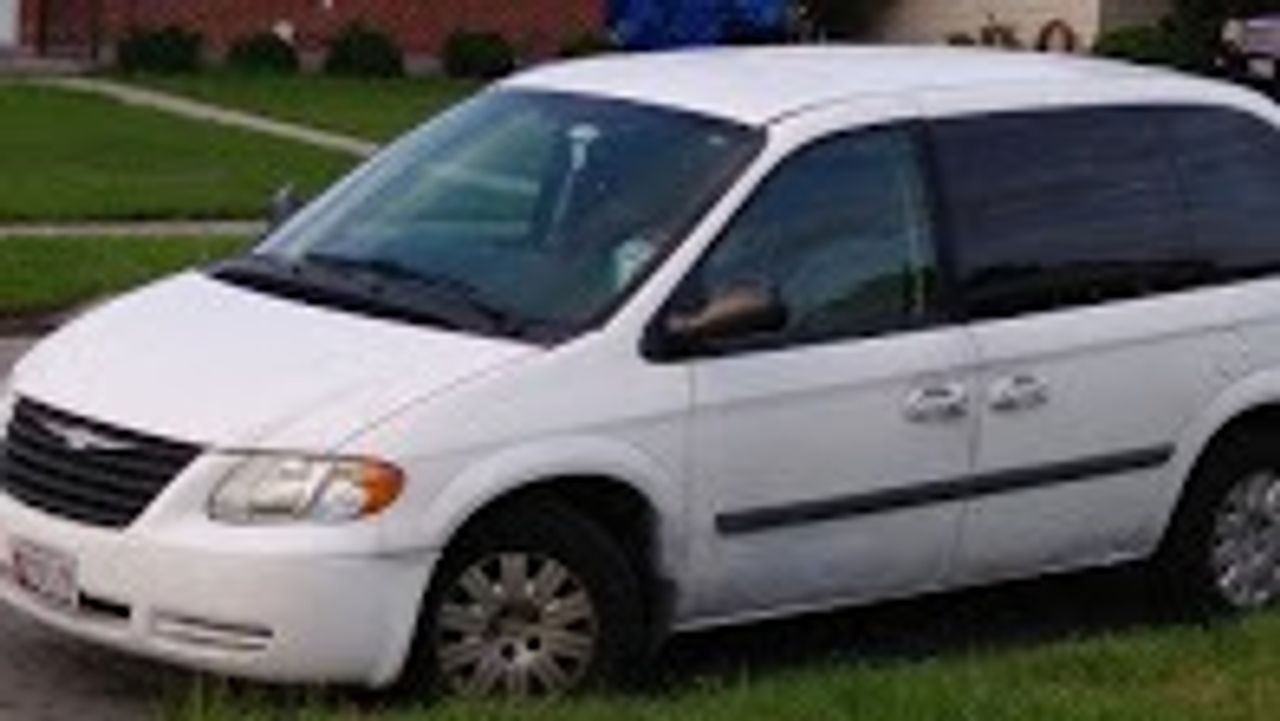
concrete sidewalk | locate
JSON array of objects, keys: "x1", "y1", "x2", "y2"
[
  {"x1": 39, "y1": 76, "x2": 379, "y2": 158},
  {"x1": 0, "y1": 54, "x2": 88, "y2": 77},
  {"x1": 0, "y1": 219, "x2": 264, "y2": 239}
]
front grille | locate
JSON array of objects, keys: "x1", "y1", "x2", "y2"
[{"x1": 0, "y1": 399, "x2": 201, "y2": 528}]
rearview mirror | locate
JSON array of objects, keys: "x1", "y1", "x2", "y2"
[
  {"x1": 660, "y1": 281, "x2": 788, "y2": 355},
  {"x1": 266, "y1": 184, "x2": 308, "y2": 232}
]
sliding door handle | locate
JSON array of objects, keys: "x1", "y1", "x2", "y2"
[
  {"x1": 905, "y1": 384, "x2": 969, "y2": 423},
  {"x1": 989, "y1": 374, "x2": 1049, "y2": 413}
]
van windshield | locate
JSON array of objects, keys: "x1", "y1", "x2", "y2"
[{"x1": 214, "y1": 90, "x2": 761, "y2": 343}]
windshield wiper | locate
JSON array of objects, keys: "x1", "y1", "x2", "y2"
[
  {"x1": 300, "y1": 252, "x2": 527, "y2": 336},
  {"x1": 207, "y1": 253, "x2": 469, "y2": 332},
  {"x1": 209, "y1": 253, "x2": 568, "y2": 342}
]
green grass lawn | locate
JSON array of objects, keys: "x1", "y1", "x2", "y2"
[
  {"x1": 0, "y1": 83, "x2": 354, "y2": 222},
  {"x1": 126, "y1": 73, "x2": 482, "y2": 142},
  {"x1": 0, "y1": 235, "x2": 249, "y2": 316},
  {"x1": 172, "y1": 612, "x2": 1280, "y2": 721}
]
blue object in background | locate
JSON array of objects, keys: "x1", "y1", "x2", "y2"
[{"x1": 609, "y1": 0, "x2": 789, "y2": 50}]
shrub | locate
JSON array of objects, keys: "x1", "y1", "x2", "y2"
[
  {"x1": 793, "y1": 0, "x2": 894, "y2": 39},
  {"x1": 324, "y1": 21, "x2": 405, "y2": 77},
  {"x1": 443, "y1": 30, "x2": 516, "y2": 79},
  {"x1": 1170, "y1": 0, "x2": 1238, "y2": 73},
  {"x1": 557, "y1": 31, "x2": 616, "y2": 59},
  {"x1": 116, "y1": 26, "x2": 203, "y2": 74},
  {"x1": 1093, "y1": 23, "x2": 1185, "y2": 66},
  {"x1": 226, "y1": 32, "x2": 299, "y2": 74}
]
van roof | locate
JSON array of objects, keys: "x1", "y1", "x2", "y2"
[{"x1": 502, "y1": 45, "x2": 1215, "y2": 125}]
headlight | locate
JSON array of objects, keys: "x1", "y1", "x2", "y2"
[{"x1": 209, "y1": 453, "x2": 404, "y2": 525}]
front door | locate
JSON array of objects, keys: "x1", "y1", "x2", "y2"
[
  {"x1": 0, "y1": 0, "x2": 18, "y2": 48},
  {"x1": 37, "y1": 0, "x2": 95, "y2": 57},
  {"x1": 673, "y1": 119, "x2": 978, "y2": 617}
]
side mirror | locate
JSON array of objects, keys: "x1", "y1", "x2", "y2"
[
  {"x1": 266, "y1": 184, "x2": 308, "y2": 232},
  {"x1": 658, "y1": 281, "x2": 788, "y2": 356}
]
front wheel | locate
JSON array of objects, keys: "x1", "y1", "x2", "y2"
[
  {"x1": 1160, "y1": 431, "x2": 1280, "y2": 613},
  {"x1": 406, "y1": 498, "x2": 647, "y2": 697}
]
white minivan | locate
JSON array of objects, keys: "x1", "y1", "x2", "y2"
[{"x1": 4, "y1": 47, "x2": 1280, "y2": 696}]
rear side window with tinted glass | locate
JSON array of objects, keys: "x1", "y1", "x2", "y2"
[
  {"x1": 933, "y1": 107, "x2": 1196, "y2": 320},
  {"x1": 1163, "y1": 107, "x2": 1280, "y2": 280}
]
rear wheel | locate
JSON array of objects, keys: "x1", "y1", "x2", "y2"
[
  {"x1": 407, "y1": 498, "x2": 646, "y2": 697},
  {"x1": 1160, "y1": 431, "x2": 1280, "y2": 613},
  {"x1": 1208, "y1": 470, "x2": 1280, "y2": 608}
]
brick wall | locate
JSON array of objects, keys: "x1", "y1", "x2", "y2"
[{"x1": 25, "y1": 0, "x2": 604, "y2": 58}]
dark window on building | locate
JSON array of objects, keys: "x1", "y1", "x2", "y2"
[
  {"x1": 1164, "y1": 106, "x2": 1280, "y2": 279},
  {"x1": 677, "y1": 126, "x2": 938, "y2": 352},
  {"x1": 933, "y1": 107, "x2": 1196, "y2": 320}
]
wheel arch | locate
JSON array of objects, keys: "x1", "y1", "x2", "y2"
[
  {"x1": 1158, "y1": 370, "x2": 1280, "y2": 549},
  {"x1": 408, "y1": 436, "x2": 688, "y2": 628}
]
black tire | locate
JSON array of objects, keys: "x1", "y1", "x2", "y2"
[
  {"x1": 402, "y1": 497, "x2": 648, "y2": 697},
  {"x1": 1158, "y1": 429, "x2": 1280, "y2": 616}
]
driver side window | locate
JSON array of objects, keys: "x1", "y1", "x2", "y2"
[{"x1": 684, "y1": 125, "x2": 939, "y2": 351}]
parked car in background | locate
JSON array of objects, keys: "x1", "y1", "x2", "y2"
[
  {"x1": 1225, "y1": 15, "x2": 1280, "y2": 90},
  {"x1": 3, "y1": 47, "x2": 1280, "y2": 697},
  {"x1": 1240, "y1": 15, "x2": 1280, "y2": 59}
]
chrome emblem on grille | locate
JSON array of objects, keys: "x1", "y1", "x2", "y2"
[{"x1": 38, "y1": 418, "x2": 134, "y2": 453}]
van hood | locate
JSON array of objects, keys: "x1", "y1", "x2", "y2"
[{"x1": 12, "y1": 273, "x2": 537, "y2": 450}]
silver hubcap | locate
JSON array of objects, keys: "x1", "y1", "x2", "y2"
[
  {"x1": 434, "y1": 553, "x2": 598, "y2": 696},
  {"x1": 1211, "y1": 471, "x2": 1280, "y2": 609}
]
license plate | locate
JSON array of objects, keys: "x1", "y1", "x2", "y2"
[{"x1": 11, "y1": 539, "x2": 78, "y2": 610}]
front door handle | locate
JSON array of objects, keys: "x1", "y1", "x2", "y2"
[
  {"x1": 989, "y1": 374, "x2": 1049, "y2": 413},
  {"x1": 905, "y1": 383, "x2": 969, "y2": 423}
]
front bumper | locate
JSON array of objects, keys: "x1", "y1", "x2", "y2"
[{"x1": 0, "y1": 486, "x2": 436, "y2": 687}]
